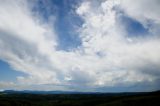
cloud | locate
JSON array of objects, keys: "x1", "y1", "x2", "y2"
[
  {"x1": 0, "y1": 0, "x2": 160, "y2": 91},
  {"x1": 0, "y1": 81, "x2": 16, "y2": 89},
  {"x1": 120, "y1": 0, "x2": 160, "y2": 24},
  {"x1": 0, "y1": 0, "x2": 59, "y2": 85},
  {"x1": 120, "y1": 0, "x2": 160, "y2": 35},
  {"x1": 71, "y1": 0, "x2": 160, "y2": 90}
]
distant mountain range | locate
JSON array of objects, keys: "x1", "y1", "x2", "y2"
[
  {"x1": 1, "y1": 90, "x2": 98, "y2": 94},
  {"x1": 1, "y1": 90, "x2": 160, "y2": 95}
]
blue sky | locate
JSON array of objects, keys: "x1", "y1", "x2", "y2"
[
  {"x1": 0, "y1": 0, "x2": 160, "y2": 92},
  {"x1": 0, "y1": 60, "x2": 26, "y2": 82},
  {"x1": 33, "y1": 0, "x2": 82, "y2": 50}
]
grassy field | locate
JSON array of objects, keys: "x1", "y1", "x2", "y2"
[{"x1": 0, "y1": 91, "x2": 159, "y2": 106}]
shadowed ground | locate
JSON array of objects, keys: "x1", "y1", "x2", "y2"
[{"x1": 0, "y1": 90, "x2": 160, "y2": 106}]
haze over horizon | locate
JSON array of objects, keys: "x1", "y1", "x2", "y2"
[{"x1": 0, "y1": 0, "x2": 160, "y2": 92}]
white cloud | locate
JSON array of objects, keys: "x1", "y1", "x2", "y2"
[
  {"x1": 120, "y1": 0, "x2": 160, "y2": 24},
  {"x1": 0, "y1": 81, "x2": 16, "y2": 89},
  {"x1": 120, "y1": 0, "x2": 160, "y2": 35},
  {"x1": 0, "y1": 0, "x2": 160, "y2": 91},
  {"x1": 0, "y1": 0, "x2": 59, "y2": 85},
  {"x1": 74, "y1": 0, "x2": 160, "y2": 89}
]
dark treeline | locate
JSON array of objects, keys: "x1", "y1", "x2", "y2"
[{"x1": 0, "y1": 91, "x2": 160, "y2": 106}]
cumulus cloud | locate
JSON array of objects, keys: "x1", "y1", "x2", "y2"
[
  {"x1": 75, "y1": 0, "x2": 160, "y2": 89},
  {"x1": 0, "y1": 0, "x2": 160, "y2": 91}
]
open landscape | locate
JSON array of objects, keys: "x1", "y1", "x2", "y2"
[
  {"x1": 0, "y1": 90, "x2": 160, "y2": 106},
  {"x1": 0, "y1": 0, "x2": 160, "y2": 106}
]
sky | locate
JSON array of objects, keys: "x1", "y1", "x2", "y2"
[{"x1": 0, "y1": 0, "x2": 160, "y2": 92}]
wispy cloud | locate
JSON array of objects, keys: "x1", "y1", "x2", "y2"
[{"x1": 0, "y1": 0, "x2": 160, "y2": 92}]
